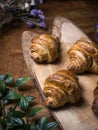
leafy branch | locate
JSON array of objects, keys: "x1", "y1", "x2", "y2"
[{"x1": 0, "y1": 74, "x2": 59, "y2": 130}]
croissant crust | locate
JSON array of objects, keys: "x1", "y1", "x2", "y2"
[
  {"x1": 67, "y1": 39, "x2": 98, "y2": 74},
  {"x1": 92, "y1": 82, "x2": 98, "y2": 116},
  {"x1": 30, "y1": 34, "x2": 59, "y2": 63},
  {"x1": 43, "y1": 70, "x2": 81, "y2": 108}
]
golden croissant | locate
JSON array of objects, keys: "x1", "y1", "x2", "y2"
[
  {"x1": 67, "y1": 39, "x2": 98, "y2": 74},
  {"x1": 30, "y1": 34, "x2": 59, "y2": 63},
  {"x1": 43, "y1": 70, "x2": 81, "y2": 108}
]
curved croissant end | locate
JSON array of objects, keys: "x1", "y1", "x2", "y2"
[
  {"x1": 67, "y1": 39, "x2": 98, "y2": 74},
  {"x1": 89, "y1": 54, "x2": 98, "y2": 74},
  {"x1": 30, "y1": 34, "x2": 59, "y2": 63},
  {"x1": 43, "y1": 70, "x2": 81, "y2": 108},
  {"x1": 43, "y1": 85, "x2": 68, "y2": 108}
]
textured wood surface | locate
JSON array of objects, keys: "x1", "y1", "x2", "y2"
[
  {"x1": 0, "y1": 1, "x2": 98, "y2": 130},
  {"x1": 22, "y1": 17, "x2": 98, "y2": 130}
]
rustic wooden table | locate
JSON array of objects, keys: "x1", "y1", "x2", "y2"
[{"x1": 0, "y1": 0, "x2": 98, "y2": 130}]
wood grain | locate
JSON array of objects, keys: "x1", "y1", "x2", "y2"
[{"x1": 22, "y1": 17, "x2": 98, "y2": 130}]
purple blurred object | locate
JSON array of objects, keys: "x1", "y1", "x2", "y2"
[
  {"x1": 30, "y1": 9, "x2": 38, "y2": 16},
  {"x1": 0, "y1": 0, "x2": 46, "y2": 29},
  {"x1": 28, "y1": 22, "x2": 34, "y2": 28},
  {"x1": 39, "y1": 0, "x2": 43, "y2": 4},
  {"x1": 38, "y1": 14, "x2": 45, "y2": 20},
  {"x1": 38, "y1": 9, "x2": 43, "y2": 15},
  {"x1": 39, "y1": 21, "x2": 47, "y2": 29},
  {"x1": 30, "y1": 9, "x2": 44, "y2": 18},
  {"x1": 95, "y1": 24, "x2": 98, "y2": 42}
]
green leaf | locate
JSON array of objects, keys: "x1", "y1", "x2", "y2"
[
  {"x1": 1, "y1": 88, "x2": 12, "y2": 104},
  {"x1": 5, "y1": 91, "x2": 22, "y2": 100},
  {"x1": 8, "y1": 107, "x2": 25, "y2": 118},
  {"x1": 3, "y1": 99, "x2": 10, "y2": 105},
  {"x1": 46, "y1": 122, "x2": 59, "y2": 130},
  {"x1": 4, "y1": 74, "x2": 14, "y2": 84},
  {"x1": 34, "y1": 126, "x2": 41, "y2": 130},
  {"x1": 0, "y1": 88, "x2": 10, "y2": 100},
  {"x1": 19, "y1": 96, "x2": 29, "y2": 112},
  {"x1": 7, "y1": 117, "x2": 24, "y2": 127},
  {"x1": 0, "y1": 92, "x2": 3, "y2": 99},
  {"x1": 12, "y1": 117, "x2": 24, "y2": 126},
  {"x1": 11, "y1": 111, "x2": 25, "y2": 118},
  {"x1": 38, "y1": 117, "x2": 47, "y2": 130},
  {"x1": 26, "y1": 96, "x2": 35, "y2": 103},
  {"x1": 0, "y1": 74, "x2": 6, "y2": 80},
  {"x1": 30, "y1": 121, "x2": 36, "y2": 129},
  {"x1": 0, "y1": 80, "x2": 6, "y2": 91},
  {"x1": 0, "y1": 119, "x2": 7, "y2": 129},
  {"x1": 15, "y1": 77, "x2": 31, "y2": 88},
  {"x1": 0, "y1": 74, "x2": 14, "y2": 85},
  {"x1": 30, "y1": 122, "x2": 41, "y2": 130},
  {"x1": 28, "y1": 107, "x2": 43, "y2": 117},
  {"x1": 0, "y1": 106, "x2": 2, "y2": 117}
]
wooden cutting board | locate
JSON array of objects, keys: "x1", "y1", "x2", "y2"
[{"x1": 22, "y1": 16, "x2": 98, "y2": 130}]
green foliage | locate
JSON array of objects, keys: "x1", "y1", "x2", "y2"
[
  {"x1": 0, "y1": 74, "x2": 59, "y2": 130},
  {"x1": 26, "y1": 96, "x2": 35, "y2": 103},
  {"x1": 30, "y1": 117, "x2": 59, "y2": 130},
  {"x1": 0, "y1": 74, "x2": 14, "y2": 85},
  {"x1": 0, "y1": 80, "x2": 6, "y2": 91},
  {"x1": 7, "y1": 107, "x2": 25, "y2": 118},
  {"x1": 19, "y1": 96, "x2": 29, "y2": 112},
  {"x1": 15, "y1": 77, "x2": 31, "y2": 88},
  {"x1": 28, "y1": 108, "x2": 43, "y2": 117},
  {"x1": 5, "y1": 91, "x2": 22, "y2": 100}
]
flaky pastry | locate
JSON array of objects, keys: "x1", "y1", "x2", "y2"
[
  {"x1": 30, "y1": 34, "x2": 59, "y2": 63},
  {"x1": 67, "y1": 39, "x2": 98, "y2": 74},
  {"x1": 43, "y1": 70, "x2": 81, "y2": 108}
]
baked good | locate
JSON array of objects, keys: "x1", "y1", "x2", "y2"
[
  {"x1": 43, "y1": 70, "x2": 81, "y2": 108},
  {"x1": 30, "y1": 34, "x2": 59, "y2": 63},
  {"x1": 92, "y1": 82, "x2": 98, "y2": 116},
  {"x1": 67, "y1": 39, "x2": 98, "y2": 74}
]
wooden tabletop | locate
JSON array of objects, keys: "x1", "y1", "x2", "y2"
[{"x1": 0, "y1": 0, "x2": 98, "y2": 130}]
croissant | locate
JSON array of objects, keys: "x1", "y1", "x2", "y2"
[
  {"x1": 92, "y1": 82, "x2": 98, "y2": 116},
  {"x1": 67, "y1": 39, "x2": 98, "y2": 74},
  {"x1": 30, "y1": 34, "x2": 59, "y2": 63},
  {"x1": 43, "y1": 70, "x2": 81, "y2": 108}
]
